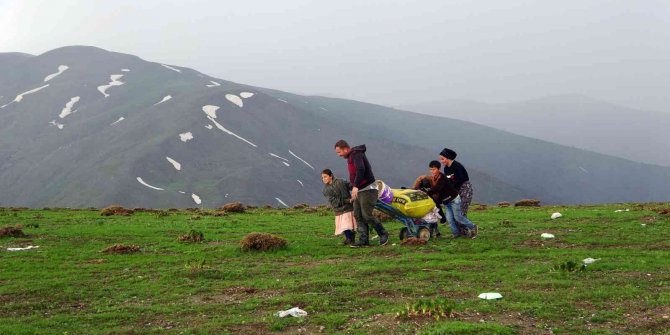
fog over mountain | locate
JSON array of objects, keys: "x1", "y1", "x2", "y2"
[
  {"x1": 1, "y1": 46, "x2": 670, "y2": 208},
  {"x1": 401, "y1": 95, "x2": 670, "y2": 167}
]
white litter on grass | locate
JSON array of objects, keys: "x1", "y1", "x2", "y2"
[
  {"x1": 154, "y1": 95, "x2": 172, "y2": 106},
  {"x1": 97, "y1": 75, "x2": 124, "y2": 97},
  {"x1": 226, "y1": 94, "x2": 243, "y2": 108},
  {"x1": 614, "y1": 209, "x2": 630, "y2": 213},
  {"x1": 277, "y1": 98, "x2": 288, "y2": 103},
  {"x1": 641, "y1": 223, "x2": 647, "y2": 227},
  {"x1": 179, "y1": 132, "x2": 194, "y2": 142},
  {"x1": 110, "y1": 117, "x2": 125, "y2": 126},
  {"x1": 297, "y1": 180, "x2": 304, "y2": 187},
  {"x1": 205, "y1": 124, "x2": 213, "y2": 130},
  {"x1": 206, "y1": 81, "x2": 221, "y2": 87},
  {"x1": 551, "y1": 212, "x2": 562, "y2": 219},
  {"x1": 7, "y1": 245, "x2": 40, "y2": 251},
  {"x1": 202, "y1": 105, "x2": 220, "y2": 119},
  {"x1": 319, "y1": 107, "x2": 328, "y2": 111},
  {"x1": 240, "y1": 92, "x2": 254, "y2": 98},
  {"x1": 269, "y1": 153, "x2": 289, "y2": 162},
  {"x1": 206, "y1": 116, "x2": 257, "y2": 148},
  {"x1": 121, "y1": 69, "x2": 130, "y2": 72},
  {"x1": 59, "y1": 96, "x2": 80, "y2": 118},
  {"x1": 282, "y1": 162, "x2": 290, "y2": 167},
  {"x1": 136, "y1": 177, "x2": 164, "y2": 191},
  {"x1": 541, "y1": 233, "x2": 555, "y2": 239},
  {"x1": 44, "y1": 65, "x2": 69, "y2": 82},
  {"x1": 478, "y1": 292, "x2": 503, "y2": 300},
  {"x1": 275, "y1": 307, "x2": 307, "y2": 318},
  {"x1": 191, "y1": 193, "x2": 202, "y2": 205},
  {"x1": 10, "y1": 84, "x2": 50, "y2": 104},
  {"x1": 49, "y1": 120, "x2": 64, "y2": 129},
  {"x1": 160, "y1": 64, "x2": 181, "y2": 73},
  {"x1": 583, "y1": 258, "x2": 600, "y2": 265},
  {"x1": 288, "y1": 150, "x2": 315, "y2": 170},
  {"x1": 166, "y1": 157, "x2": 182, "y2": 171},
  {"x1": 275, "y1": 198, "x2": 289, "y2": 208}
]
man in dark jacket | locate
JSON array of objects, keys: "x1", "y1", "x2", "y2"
[
  {"x1": 334, "y1": 140, "x2": 389, "y2": 247},
  {"x1": 439, "y1": 148, "x2": 474, "y2": 216}
]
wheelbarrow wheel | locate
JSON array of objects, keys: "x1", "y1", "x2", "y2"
[
  {"x1": 399, "y1": 227, "x2": 408, "y2": 240},
  {"x1": 417, "y1": 227, "x2": 431, "y2": 241}
]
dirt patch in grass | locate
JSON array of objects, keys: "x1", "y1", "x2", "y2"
[
  {"x1": 515, "y1": 238, "x2": 579, "y2": 249},
  {"x1": 360, "y1": 288, "x2": 400, "y2": 299},
  {"x1": 178, "y1": 230, "x2": 204, "y2": 243},
  {"x1": 515, "y1": 199, "x2": 541, "y2": 207},
  {"x1": 221, "y1": 202, "x2": 246, "y2": 213},
  {"x1": 240, "y1": 233, "x2": 287, "y2": 252},
  {"x1": 102, "y1": 244, "x2": 141, "y2": 254},
  {"x1": 84, "y1": 259, "x2": 107, "y2": 264},
  {"x1": 191, "y1": 286, "x2": 282, "y2": 305},
  {"x1": 100, "y1": 205, "x2": 134, "y2": 216},
  {"x1": 401, "y1": 237, "x2": 427, "y2": 246},
  {"x1": 0, "y1": 226, "x2": 25, "y2": 238},
  {"x1": 640, "y1": 216, "x2": 657, "y2": 223}
]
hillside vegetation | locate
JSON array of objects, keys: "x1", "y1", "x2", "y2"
[{"x1": 1, "y1": 204, "x2": 669, "y2": 334}]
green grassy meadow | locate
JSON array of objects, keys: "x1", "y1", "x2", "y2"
[{"x1": 1, "y1": 204, "x2": 669, "y2": 335}]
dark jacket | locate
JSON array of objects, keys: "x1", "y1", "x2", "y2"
[
  {"x1": 443, "y1": 160, "x2": 469, "y2": 190},
  {"x1": 322, "y1": 178, "x2": 354, "y2": 214},
  {"x1": 414, "y1": 173, "x2": 458, "y2": 203},
  {"x1": 347, "y1": 145, "x2": 375, "y2": 189}
]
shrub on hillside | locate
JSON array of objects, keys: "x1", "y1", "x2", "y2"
[
  {"x1": 0, "y1": 226, "x2": 25, "y2": 238},
  {"x1": 100, "y1": 205, "x2": 134, "y2": 216},
  {"x1": 497, "y1": 202, "x2": 511, "y2": 208},
  {"x1": 240, "y1": 233, "x2": 287, "y2": 252},
  {"x1": 303, "y1": 207, "x2": 318, "y2": 213},
  {"x1": 473, "y1": 204, "x2": 488, "y2": 211},
  {"x1": 292, "y1": 203, "x2": 309, "y2": 209},
  {"x1": 221, "y1": 202, "x2": 246, "y2": 213},
  {"x1": 102, "y1": 244, "x2": 140, "y2": 254},
  {"x1": 514, "y1": 199, "x2": 541, "y2": 207}
]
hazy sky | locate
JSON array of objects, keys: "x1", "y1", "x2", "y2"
[{"x1": 1, "y1": 0, "x2": 669, "y2": 111}]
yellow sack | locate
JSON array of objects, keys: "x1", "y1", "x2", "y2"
[{"x1": 390, "y1": 189, "x2": 435, "y2": 218}]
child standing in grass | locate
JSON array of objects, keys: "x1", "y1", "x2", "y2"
[{"x1": 321, "y1": 169, "x2": 357, "y2": 245}]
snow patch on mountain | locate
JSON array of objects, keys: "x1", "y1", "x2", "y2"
[
  {"x1": 278, "y1": 98, "x2": 288, "y2": 103},
  {"x1": 191, "y1": 193, "x2": 202, "y2": 205},
  {"x1": 1, "y1": 84, "x2": 50, "y2": 108},
  {"x1": 179, "y1": 132, "x2": 194, "y2": 142},
  {"x1": 97, "y1": 75, "x2": 124, "y2": 97},
  {"x1": 226, "y1": 94, "x2": 243, "y2": 108},
  {"x1": 49, "y1": 120, "x2": 64, "y2": 129},
  {"x1": 137, "y1": 177, "x2": 164, "y2": 191},
  {"x1": 206, "y1": 81, "x2": 220, "y2": 87},
  {"x1": 44, "y1": 65, "x2": 69, "y2": 82},
  {"x1": 297, "y1": 180, "x2": 304, "y2": 187},
  {"x1": 160, "y1": 64, "x2": 181, "y2": 73},
  {"x1": 111, "y1": 117, "x2": 125, "y2": 125},
  {"x1": 166, "y1": 157, "x2": 182, "y2": 171},
  {"x1": 206, "y1": 116, "x2": 257, "y2": 148},
  {"x1": 154, "y1": 95, "x2": 172, "y2": 106},
  {"x1": 289, "y1": 150, "x2": 315, "y2": 170},
  {"x1": 240, "y1": 92, "x2": 254, "y2": 98},
  {"x1": 202, "y1": 105, "x2": 220, "y2": 119},
  {"x1": 282, "y1": 162, "x2": 290, "y2": 167},
  {"x1": 275, "y1": 198, "x2": 289, "y2": 207},
  {"x1": 269, "y1": 153, "x2": 289, "y2": 162},
  {"x1": 205, "y1": 124, "x2": 213, "y2": 129},
  {"x1": 121, "y1": 69, "x2": 130, "y2": 72},
  {"x1": 59, "y1": 96, "x2": 80, "y2": 119}
]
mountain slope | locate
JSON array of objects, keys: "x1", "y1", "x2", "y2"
[
  {"x1": 1, "y1": 46, "x2": 669, "y2": 207},
  {"x1": 401, "y1": 95, "x2": 670, "y2": 167}
]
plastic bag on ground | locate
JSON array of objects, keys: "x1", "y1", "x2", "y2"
[
  {"x1": 421, "y1": 206, "x2": 442, "y2": 224},
  {"x1": 275, "y1": 307, "x2": 308, "y2": 318},
  {"x1": 550, "y1": 212, "x2": 562, "y2": 219},
  {"x1": 478, "y1": 292, "x2": 503, "y2": 300},
  {"x1": 7, "y1": 245, "x2": 40, "y2": 251},
  {"x1": 540, "y1": 233, "x2": 555, "y2": 239}
]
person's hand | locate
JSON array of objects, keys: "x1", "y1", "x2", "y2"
[{"x1": 351, "y1": 187, "x2": 359, "y2": 200}]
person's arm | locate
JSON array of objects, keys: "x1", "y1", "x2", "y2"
[
  {"x1": 452, "y1": 163, "x2": 468, "y2": 189},
  {"x1": 427, "y1": 175, "x2": 446, "y2": 198},
  {"x1": 323, "y1": 186, "x2": 342, "y2": 209}
]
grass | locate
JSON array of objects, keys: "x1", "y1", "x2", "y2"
[{"x1": 0, "y1": 204, "x2": 669, "y2": 334}]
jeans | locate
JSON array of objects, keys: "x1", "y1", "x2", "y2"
[
  {"x1": 353, "y1": 189, "x2": 387, "y2": 243},
  {"x1": 443, "y1": 195, "x2": 476, "y2": 236}
]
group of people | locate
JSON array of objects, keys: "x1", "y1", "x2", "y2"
[{"x1": 321, "y1": 140, "x2": 477, "y2": 247}]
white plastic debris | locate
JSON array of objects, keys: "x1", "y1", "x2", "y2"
[
  {"x1": 478, "y1": 292, "x2": 503, "y2": 300},
  {"x1": 540, "y1": 233, "x2": 555, "y2": 239},
  {"x1": 641, "y1": 224, "x2": 646, "y2": 227},
  {"x1": 275, "y1": 307, "x2": 308, "y2": 318},
  {"x1": 550, "y1": 212, "x2": 562, "y2": 219},
  {"x1": 614, "y1": 209, "x2": 630, "y2": 213},
  {"x1": 7, "y1": 245, "x2": 40, "y2": 251},
  {"x1": 582, "y1": 258, "x2": 600, "y2": 265}
]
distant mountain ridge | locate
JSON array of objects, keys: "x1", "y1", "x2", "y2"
[
  {"x1": 1, "y1": 46, "x2": 670, "y2": 208},
  {"x1": 400, "y1": 95, "x2": 670, "y2": 167}
]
